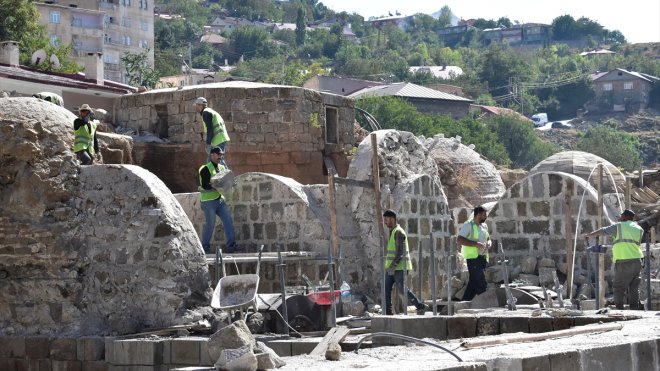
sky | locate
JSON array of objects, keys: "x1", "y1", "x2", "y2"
[{"x1": 320, "y1": 0, "x2": 660, "y2": 44}]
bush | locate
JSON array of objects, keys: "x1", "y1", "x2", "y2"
[{"x1": 577, "y1": 127, "x2": 642, "y2": 171}]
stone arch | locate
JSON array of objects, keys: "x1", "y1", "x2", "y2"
[{"x1": 487, "y1": 171, "x2": 617, "y2": 266}]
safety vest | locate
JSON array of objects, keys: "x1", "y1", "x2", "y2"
[
  {"x1": 461, "y1": 220, "x2": 490, "y2": 261},
  {"x1": 73, "y1": 120, "x2": 97, "y2": 155},
  {"x1": 384, "y1": 225, "x2": 413, "y2": 271},
  {"x1": 202, "y1": 107, "x2": 230, "y2": 146},
  {"x1": 612, "y1": 221, "x2": 643, "y2": 262},
  {"x1": 198, "y1": 162, "x2": 224, "y2": 202},
  {"x1": 35, "y1": 92, "x2": 63, "y2": 107}
]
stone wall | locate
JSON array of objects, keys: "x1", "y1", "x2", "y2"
[
  {"x1": 114, "y1": 81, "x2": 355, "y2": 186},
  {"x1": 486, "y1": 171, "x2": 617, "y2": 273},
  {"x1": 0, "y1": 98, "x2": 211, "y2": 336}
]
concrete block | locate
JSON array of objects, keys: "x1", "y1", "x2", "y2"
[
  {"x1": 0, "y1": 336, "x2": 26, "y2": 357},
  {"x1": 170, "y1": 337, "x2": 202, "y2": 366},
  {"x1": 631, "y1": 340, "x2": 657, "y2": 371},
  {"x1": 0, "y1": 358, "x2": 13, "y2": 371},
  {"x1": 199, "y1": 340, "x2": 213, "y2": 366},
  {"x1": 29, "y1": 358, "x2": 52, "y2": 371},
  {"x1": 446, "y1": 316, "x2": 477, "y2": 339},
  {"x1": 552, "y1": 317, "x2": 573, "y2": 331},
  {"x1": 111, "y1": 339, "x2": 163, "y2": 365},
  {"x1": 476, "y1": 316, "x2": 500, "y2": 336},
  {"x1": 50, "y1": 338, "x2": 78, "y2": 360},
  {"x1": 291, "y1": 341, "x2": 316, "y2": 356},
  {"x1": 580, "y1": 343, "x2": 632, "y2": 371},
  {"x1": 528, "y1": 317, "x2": 553, "y2": 333},
  {"x1": 572, "y1": 316, "x2": 603, "y2": 327},
  {"x1": 262, "y1": 340, "x2": 291, "y2": 357},
  {"x1": 549, "y1": 350, "x2": 580, "y2": 370},
  {"x1": 160, "y1": 339, "x2": 171, "y2": 365},
  {"x1": 522, "y1": 355, "x2": 550, "y2": 371},
  {"x1": 500, "y1": 316, "x2": 529, "y2": 334},
  {"x1": 52, "y1": 360, "x2": 82, "y2": 371},
  {"x1": 77, "y1": 337, "x2": 105, "y2": 361},
  {"x1": 25, "y1": 337, "x2": 50, "y2": 358},
  {"x1": 82, "y1": 361, "x2": 109, "y2": 371}
]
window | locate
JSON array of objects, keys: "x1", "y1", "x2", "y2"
[
  {"x1": 125, "y1": 35, "x2": 131, "y2": 46},
  {"x1": 624, "y1": 82, "x2": 633, "y2": 90},
  {"x1": 325, "y1": 107, "x2": 338, "y2": 144},
  {"x1": 50, "y1": 11, "x2": 60, "y2": 24},
  {"x1": 140, "y1": 21, "x2": 149, "y2": 31},
  {"x1": 603, "y1": 83, "x2": 613, "y2": 91},
  {"x1": 121, "y1": 17, "x2": 131, "y2": 27},
  {"x1": 122, "y1": 0, "x2": 130, "y2": 6},
  {"x1": 50, "y1": 35, "x2": 60, "y2": 46},
  {"x1": 104, "y1": 34, "x2": 112, "y2": 44}
]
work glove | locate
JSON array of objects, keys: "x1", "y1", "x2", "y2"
[{"x1": 387, "y1": 266, "x2": 396, "y2": 276}]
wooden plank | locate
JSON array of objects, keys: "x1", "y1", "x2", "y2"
[
  {"x1": 323, "y1": 156, "x2": 338, "y2": 177},
  {"x1": 643, "y1": 187, "x2": 659, "y2": 202},
  {"x1": 333, "y1": 177, "x2": 373, "y2": 189},
  {"x1": 308, "y1": 326, "x2": 351, "y2": 357}
]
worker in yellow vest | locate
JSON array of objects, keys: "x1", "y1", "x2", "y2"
[
  {"x1": 33, "y1": 92, "x2": 64, "y2": 107},
  {"x1": 383, "y1": 209, "x2": 428, "y2": 315},
  {"x1": 585, "y1": 209, "x2": 644, "y2": 309},
  {"x1": 73, "y1": 104, "x2": 99, "y2": 165},
  {"x1": 199, "y1": 147, "x2": 237, "y2": 254},
  {"x1": 457, "y1": 205, "x2": 491, "y2": 301},
  {"x1": 195, "y1": 97, "x2": 230, "y2": 166}
]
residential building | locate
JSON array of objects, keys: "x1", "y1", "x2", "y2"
[
  {"x1": 208, "y1": 16, "x2": 257, "y2": 34},
  {"x1": 588, "y1": 68, "x2": 659, "y2": 112},
  {"x1": 349, "y1": 82, "x2": 473, "y2": 119},
  {"x1": 0, "y1": 41, "x2": 135, "y2": 112},
  {"x1": 366, "y1": 14, "x2": 411, "y2": 30},
  {"x1": 409, "y1": 66, "x2": 464, "y2": 80},
  {"x1": 35, "y1": 0, "x2": 154, "y2": 84}
]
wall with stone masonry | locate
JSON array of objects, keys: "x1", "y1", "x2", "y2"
[
  {"x1": 0, "y1": 98, "x2": 211, "y2": 336},
  {"x1": 486, "y1": 171, "x2": 618, "y2": 275},
  {"x1": 115, "y1": 81, "x2": 355, "y2": 186}
]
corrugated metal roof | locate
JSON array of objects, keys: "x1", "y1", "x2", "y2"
[
  {"x1": 0, "y1": 65, "x2": 135, "y2": 94},
  {"x1": 349, "y1": 82, "x2": 472, "y2": 102}
]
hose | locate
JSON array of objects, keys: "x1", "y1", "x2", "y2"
[{"x1": 353, "y1": 332, "x2": 463, "y2": 362}]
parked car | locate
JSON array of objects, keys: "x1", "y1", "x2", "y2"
[
  {"x1": 532, "y1": 113, "x2": 549, "y2": 127},
  {"x1": 551, "y1": 121, "x2": 572, "y2": 129}
]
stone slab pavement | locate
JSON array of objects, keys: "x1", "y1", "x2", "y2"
[{"x1": 277, "y1": 310, "x2": 660, "y2": 370}]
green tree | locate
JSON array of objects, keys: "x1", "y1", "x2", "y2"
[
  {"x1": 487, "y1": 115, "x2": 557, "y2": 169},
  {"x1": 295, "y1": 7, "x2": 307, "y2": 46},
  {"x1": 121, "y1": 50, "x2": 159, "y2": 88},
  {"x1": 551, "y1": 14, "x2": 578, "y2": 40},
  {"x1": 497, "y1": 17, "x2": 512, "y2": 28},
  {"x1": 577, "y1": 127, "x2": 642, "y2": 171},
  {"x1": 437, "y1": 6, "x2": 453, "y2": 28}
]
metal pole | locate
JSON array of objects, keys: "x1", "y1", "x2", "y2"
[
  {"x1": 595, "y1": 252, "x2": 600, "y2": 310},
  {"x1": 430, "y1": 233, "x2": 437, "y2": 316},
  {"x1": 402, "y1": 252, "x2": 408, "y2": 316},
  {"x1": 645, "y1": 230, "x2": 651, "y2": 311},
  {"x1": 418, "y1": 238, "x2": 423, "y2": 303},
  {"x1": 328, "y1": 243, "x2": 337, "y2": 327},
  {"x1": 277, "y1": 246, "x2": 289, "y2": 336},
  {"x1": 446, "y1": 237, "x2": 453, "y2": 316}
]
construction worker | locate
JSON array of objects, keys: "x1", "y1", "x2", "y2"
[
  {"x1": 199, "y1": 146, "x2": 237, "y2": 254},
  {"x1": 33, "y1": 92, "x2": 63, "y2": 107},
  {"x1": 585, "y1": 209, "x2": 644, "y2": 309},
  {"x1": 73, "y1": 104, "x2": 99, "y2": 165},
  {"x1": 383, "y1": 209, "x2": 427, "y2": 315},
  {"x1": 457, "y1": 205, "x2": 491, "y2": 301},
  {"x1": 195, "y1": 97, "x2": 230, "y2": 166}
]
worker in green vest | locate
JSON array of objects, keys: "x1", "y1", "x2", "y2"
[
  {"x1": 199, "y1": 146, "x2": 237, "y2": 254},
  {"x1": 73, "y1": 104, "x2": 99, "y2": 165},
  {"x1": 457, "y1": 205, "x2": 491, "y2": 301},
  {"x1": 33, "y1": 92, "x2": 64, "y2": 107},
  {"x1": 585, "y1": 209, "x2": 644, "y2": 309},
  {"x1": 383, "y1": 209, "x2": 427, "y2": 315},
  {"x1": 195, "y1": 97, "x2": 230, "y2": 166}
]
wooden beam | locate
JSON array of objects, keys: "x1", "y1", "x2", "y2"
[
  {"x1": 308, "y1": 326, "x2": 351, "y2": 357},
  {"x1": 333, "y1": 177, "x2": 373, "y2": 189},
  {"x1": 327, "y1": 169, "x2": 341, "y2": 290},
  {"x1": 371, "y1": 133, "x2": 387, "y2": 314}
]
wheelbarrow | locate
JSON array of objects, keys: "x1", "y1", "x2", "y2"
[{"x1": 211, "y1": 245, "x2": 264, "y2": 321}]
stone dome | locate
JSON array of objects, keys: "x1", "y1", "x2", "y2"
[
  {"x1": 529, "y1": 151, "x2": 625, "y2": 193},
  {"x1": 424, "y1": 134, "x2": 506, "y2": 209}
]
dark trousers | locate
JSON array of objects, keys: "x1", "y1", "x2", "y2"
[
  {"x1": 385, "y1": 270, "x2": 423, "y2": 315},
  {"x1": 462, "y1": 256, "x2": 488, "y2": 301},
  {"x1": 76, "y1": 150, "x2": 93, "y2": 165},
  {"x1": 613, "y1": 259, "x2": 642, "y2": 310}
]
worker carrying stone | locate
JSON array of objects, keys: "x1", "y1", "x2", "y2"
[
  {"x1": 198, "y1": 146, "x2": 238, "y2": 254},
  {"x1": 383, "y1": 209, "x2": 428, "y2": 315},
  {"x1": 195, "y1": 97, "x2": 230, "y2": 166},
  {"x1": 73, "y1": 104, "x2": 100, "y2": 165},
  {"x1": 585, "y1": 209, "x2": 644, "y2": 310},
  {"x1": 33, "y1": 92, "x2": 63, "y2": 107},
  {"x1": 457, "y1": 205, "x2": 491, "y2": 301}
]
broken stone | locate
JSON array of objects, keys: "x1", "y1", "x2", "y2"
[
  {"x1": 214, "y1": 344, "x2": 257, "y2": 371},
  {"x1": 325, "y1": 341, "x2": 342, "y2": 361},
  {"x1": 246, "y1": 313, "x2": 264, "y2": 334},
  {"x1": 342, "y1": 300, "x2": 365, "y2": 317},
  {"x1": 521, "y1": 257, "x2": 537, "y2": 274},
  {"x1": 254, "y1": 341, "x2": 285, "y2": 369},
  {"x1": 538, "y1": 268, "x2": 557, "y2": 286},
  {"x1": 208, "y1": 320, "x2": 255, "y2": 361},
  {"x1": 538, "y1": 258, "x2": 556, "y2": 268}
]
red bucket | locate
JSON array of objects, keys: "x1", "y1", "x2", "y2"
[{"x1": 307, "y1": 290, "x2": 339, "y2": 306}]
